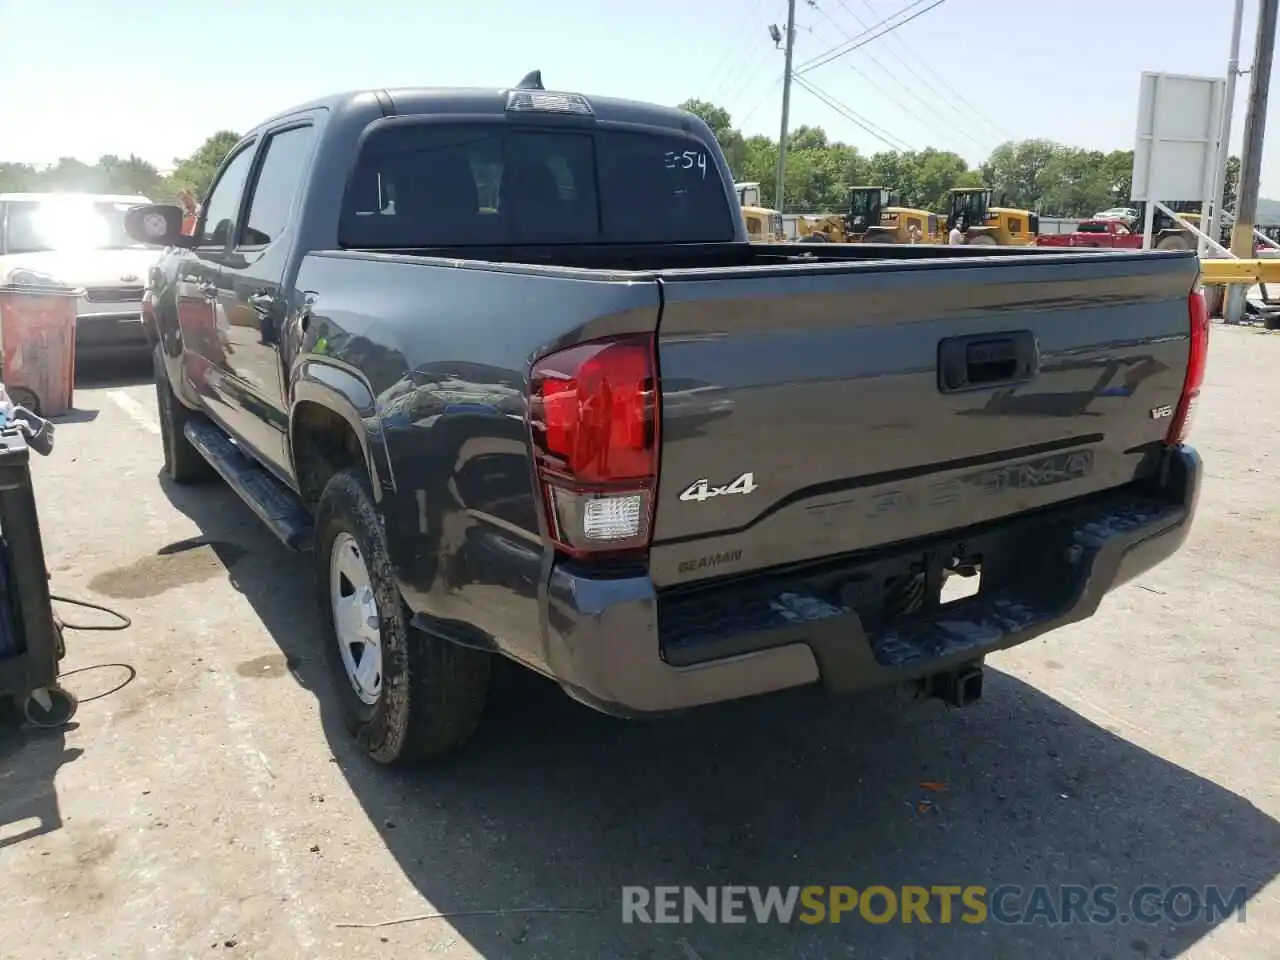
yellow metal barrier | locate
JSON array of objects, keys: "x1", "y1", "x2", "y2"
[{"x1": 1198, "y1": 257, "x2": 1280, "y2": 285}]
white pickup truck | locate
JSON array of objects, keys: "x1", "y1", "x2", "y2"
[{"x1": 0, "y1": 192, "x2": 161, "y2": 359}]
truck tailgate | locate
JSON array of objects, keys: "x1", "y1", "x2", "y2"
[{"x1": 649, "y1": 250, "x2": 1199, "y2": 587}]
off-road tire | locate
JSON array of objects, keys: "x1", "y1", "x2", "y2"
[
  {"x1": 314, "y1": 468, "x2": 491, "y2": 764},
  {"x1": 1202, "y1": 285, "x2": 1226, "y2": 319},
  {"x1": 1156, "y1": 234, "x2": 1191, "y2": 251},
  {"x1": 965, "y1": 233, "x2": 998, "y2": 247},
  {"x1": 153, "y1": 346, "x2": 214, "y2": 484}
]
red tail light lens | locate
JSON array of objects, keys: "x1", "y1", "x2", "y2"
[
  {"x1": 1167, "y1": 289, "x2": 1209, "y2": 446},
  {"x1": 529, "y1": 335, "x2": 659, "y2": 557}
]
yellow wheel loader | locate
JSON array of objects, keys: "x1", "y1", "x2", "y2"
[
  {"x1": 734, "y1": 181, "x2": 786, "y2": 243},
  {"x1": 948, "y1": 188, "x2": 1038, "y2": 246}
]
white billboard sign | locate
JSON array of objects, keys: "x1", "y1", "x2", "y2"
[{"x1": 1132, "y1": 71, "x2": 1225, "y2": 203}]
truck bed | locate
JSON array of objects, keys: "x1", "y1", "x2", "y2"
[{"x1": 315, "y1": 241, "x2": 1198, "y2": 587}]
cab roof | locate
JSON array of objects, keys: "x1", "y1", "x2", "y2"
[{"x1": 251, "y1": 83, "x2": 705, "y2": 139}]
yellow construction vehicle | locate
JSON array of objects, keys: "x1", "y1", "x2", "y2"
[
  {"x1": 948, "y1": 188, "x2": 1038, "y2": 246},
  {"x1": 1120, "y1": 204, "x2": 1208, "y2": 251},
  {"x1": 797, "y1": 187, "x2": 942, "y2": 244},
  {"x1": 734, "y1": 181, "x2": 786, "y2": 242},
  {"x1": 796, "y1": 213, "x2": 852, "y2": 243},
  {"x1": 853, "y1": 187, "x2": 942, "y2": 244}
]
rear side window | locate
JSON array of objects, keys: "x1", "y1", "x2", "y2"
[{"x1": 339, "y1": 122, "x2": 735, "y2": 247}]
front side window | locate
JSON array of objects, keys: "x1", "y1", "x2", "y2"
[
  {"x1": 339, "y1": 121, "x2": 735, "y2": 248},
  {"x1": 198, "y1": 144, "x2": 256, "y2": 248}
]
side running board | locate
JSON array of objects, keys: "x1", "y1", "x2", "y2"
[{"x1": 183, "y1": 419, "x2": 313, "y2": 551}]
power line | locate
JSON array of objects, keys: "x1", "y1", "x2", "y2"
[
  {"x1": 792, "y1": 74, "x2": 913, "y2": 151},
  {"x1": 699, "y1": 0, "x2": 771, "y2": 105},
  {"x1": 794, "y1": 0, "x2": 947, "y2": 76},
  {"x1": 738, "y1": 75, "x2": 785, "y2": 127},
  {"x1": 715, "y1": 9, "x2": 786, "y2": 120},
  {"x1": 848, "y1": 0, "x2": 1011, "y2": 141},
  {"x1": 810, "y1": 1, "x2": 986, "y2": 152},
  {"x1": 721, "y1": 42, "x2": 781, "y2": 122}
]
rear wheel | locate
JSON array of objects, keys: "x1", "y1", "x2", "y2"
[
  {"x1": 153, "y1": 346, "x2": 214, "y2": 484},
  {"x1": 966, "y1": 233, "x2": 998, "y2": 247},
  {"x1": 314, "y1": 468, "x2": 491, "y2": 764},
  {"x1": 1156, "y1": 233, "x2": 1191, "y2": 251},
  {"x1": 807, "y1": 232, "x2": 829, "y2": 242}
]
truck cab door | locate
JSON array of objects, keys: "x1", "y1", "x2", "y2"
[
  {"x1": 177, "y1": 140, "x2": 258, "y2": 417},
  {"x1": 218, "y1": 121, "x2": 319, "y2": 482}
]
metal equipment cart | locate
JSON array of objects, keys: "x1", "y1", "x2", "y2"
[{"x1": 0, "y1": 424, "x2": 77, "y2": 727}]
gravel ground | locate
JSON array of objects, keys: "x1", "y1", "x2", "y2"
[{"x1": 0, "y1": 324, "x2": 1277, "y2": 960}]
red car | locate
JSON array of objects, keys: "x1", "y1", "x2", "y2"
[{"x1": 1035, "y1": 219, "x2": 1143, "y2": 249}]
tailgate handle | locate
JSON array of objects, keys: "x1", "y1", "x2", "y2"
[{"x1": 938, "y1": 331, "x2": 1038, "y2": 392}]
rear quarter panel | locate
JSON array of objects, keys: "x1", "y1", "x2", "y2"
[{"x1": 292, "y1": 251, "x2": 661, "y2": 670}]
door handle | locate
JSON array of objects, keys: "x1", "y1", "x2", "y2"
[
  {"x1": 248, "y1": 292, "x2": 276, "y2": 317},
  {"x1": 938, "y1": 331, "x2": 1039, "y2": 393}
]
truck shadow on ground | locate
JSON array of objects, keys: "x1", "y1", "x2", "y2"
[{"x1": 160, "y1": 479, "x2": 1280, "y2": 960}]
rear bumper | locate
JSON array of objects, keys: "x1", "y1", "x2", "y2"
[{"x1": 543, "y1": 446, "x2": 1202, "y2": 717}]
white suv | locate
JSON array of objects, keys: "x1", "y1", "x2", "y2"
[{"x1": 0, "y1": 192, "x2": 162, "y2": 360}]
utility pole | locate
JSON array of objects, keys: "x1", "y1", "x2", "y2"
[
  {"x1": 775, "y1": 0, "x2": 797, "y2": 214},
  {"x1": 1227, "y1": 0, "x2": 1278, "y2": 323},
  {"x1": 1206, "y1": 0, "x2": 1245, "y2": 253}
]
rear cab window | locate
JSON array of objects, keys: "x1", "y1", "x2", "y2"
[{"x1": 339, "y1": 121, "x2": 737, "y2": 248}]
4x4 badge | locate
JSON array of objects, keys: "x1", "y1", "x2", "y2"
[{"x1": 679, "y1": 472, "x2": 758, "y2": 503}]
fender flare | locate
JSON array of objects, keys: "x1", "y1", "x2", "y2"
[{"x1": 289, "y1": 359, "x2": 395, "y2": 500}]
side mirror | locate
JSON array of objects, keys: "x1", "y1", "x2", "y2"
[{"x1": 124, "y1": 204, "x2": 191, "y2": 248}]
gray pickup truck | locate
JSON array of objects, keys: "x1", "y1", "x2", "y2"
[{"x1": 122, "y1": 72, "x2": 1207, "y2": 765}]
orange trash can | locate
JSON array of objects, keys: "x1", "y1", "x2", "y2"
[{"x1": 0, "y1": 269, "x2": 81, "y2": 418}]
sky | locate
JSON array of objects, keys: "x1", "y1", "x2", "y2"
[{"x1": 2, "y1": 0, "x2": 1278, "y2": 195}]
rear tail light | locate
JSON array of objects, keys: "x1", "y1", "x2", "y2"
[
  {"x1": 528, "y1": 334, "x2": 659, "y2": 557},
  {"x1": 1167, "y1": 289, "x2": 1209, "y2": 446}
]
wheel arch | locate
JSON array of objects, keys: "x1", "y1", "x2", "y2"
[{"x1": 290, "y1": 361, "x2": 393, "y2": 509}]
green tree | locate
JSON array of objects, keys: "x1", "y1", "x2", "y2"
[
  {"x1": 96, "y1": 154, "x2": 163, "y2": 197},
  {"x1": 1223, "y1": 155, "x2": 1241, "y2": 209},
  {"x1": 163, "y1": 130, "x2": 243, "y2": 201},
  {"x1": 0, "y1": 162, "x2": 40, "y2": 193}
]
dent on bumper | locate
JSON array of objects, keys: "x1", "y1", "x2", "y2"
[{"x1": 543, "y1": 447, "x2": 1202, "y2": 718}]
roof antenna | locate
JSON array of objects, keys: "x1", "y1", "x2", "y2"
[{"x1": 515, "y1": 70, "x2": 544, "y2": 90}]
